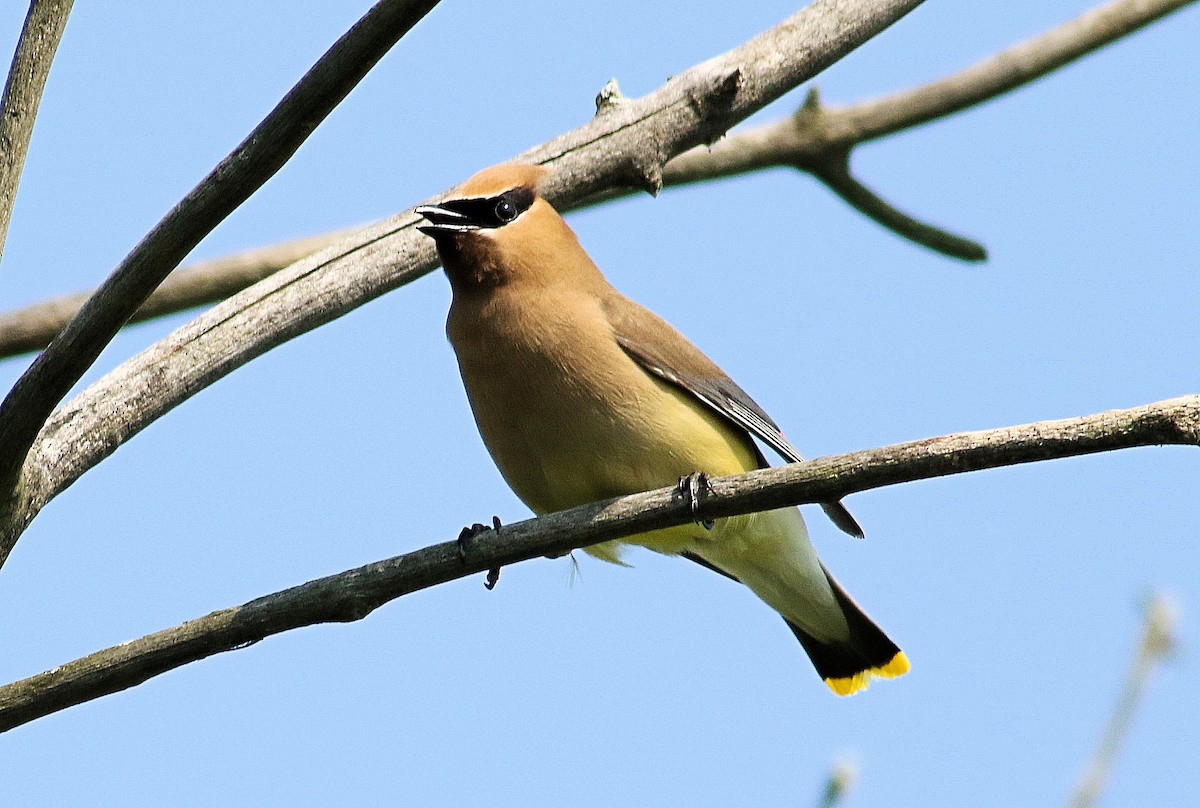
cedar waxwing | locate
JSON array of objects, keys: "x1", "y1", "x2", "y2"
[{"x1": 416, "y1": 163, "x2": 908, "y2": 695}]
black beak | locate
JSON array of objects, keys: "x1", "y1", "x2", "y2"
[{"x1": 415, "y1": 203, "x2": 480, "y2": 236}]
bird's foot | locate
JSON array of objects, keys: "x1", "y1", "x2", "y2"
[
  {"x1": 678, "y1": 472, "x2": 715, "y2": 530},
  {"x1": 456, "y1": 515, "x2": 503, "y2": 590}
]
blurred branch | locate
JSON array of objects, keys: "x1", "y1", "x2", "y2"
[
  {"x1": 0, "y1": 395, "x2": 1196, "y2": 731},
  {"x1": 0, "y1": 0, "x2": 444, "y2": 492},
  {"x1": 0, "y1": 0, "x2": 927, "y2": 567},
  {"x1": 0, "y1": 0, "x2": 75, "y2": 269},
  {"x1": 0, "y1": 0, "x2": 1191, "y2": 359},
  {"x1": 1066, "y1": 593, "x2": 1179, "y2": 808},
  {"x1": 818, "y1": 758, "x2": 858, "y2": 808}
]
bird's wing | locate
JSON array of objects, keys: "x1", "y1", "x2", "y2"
[{"x1": 602, "y1": 296, "x2": 864, "y2": 538}]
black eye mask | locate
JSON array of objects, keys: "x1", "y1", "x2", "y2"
[{"x1": 439, "y1": 187, "x2": 535, "y2": 229}]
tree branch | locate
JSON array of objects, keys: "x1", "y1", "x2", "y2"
[
  {"x1": 796, "y1": 108, "x2": 987, "y2": 261},
  {"x1": 0, "y1": 0, "x2": 926, "y2": 567},
  {"x1": 663, "y1": 0, "x2": 1197, "y2": 256},
  {"x1": 0, "y1": 230, "x2": 353, "y2": 357},
  {"x1": 0, "y1": 0, "x2": 75, "y2": 269},
  {"x1": 0, "y1": 0, "x2": 443, "y2": 490},
  {"x1": 0, "y1": 0, "x2": 1191, "y2": 359},
  {"x1": 1066, "y1": 593, "x2": 1178, "y2": 808},
  {"x1": 0, "y1": 395, "x2": 1195, "y2": 732}
]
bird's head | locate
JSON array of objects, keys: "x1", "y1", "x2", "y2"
[{"x1": 416, "y1": 163, "x2": 589, "y2": 292}]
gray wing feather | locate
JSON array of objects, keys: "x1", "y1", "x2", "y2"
[{"x1": 616, "y1": 335, "x2": 864, "y2": 538}]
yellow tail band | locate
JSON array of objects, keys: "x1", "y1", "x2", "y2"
[{"x1": 824, "y1": 651, "x2": 911, "y2": 697}]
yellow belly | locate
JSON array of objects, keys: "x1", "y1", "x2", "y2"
[
  {"x1": 448, "y1": 289, "x2": 848, "y2": 650},
  {"x1": 453, "y1": 311, "x2": 760, "y2": 561},
  {"x1": 532, "y1": 375, "x2": 763, "y2": 562}
]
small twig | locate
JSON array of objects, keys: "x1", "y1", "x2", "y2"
[
  {"x1": 0, "y1": 0, "x2": 443, "y2": 488},
  {"x1": 1066, "y1": 593, "x2": 1179, "y2": 808},
  {"x1": 0, "y1": 395, "x2": 1195, "y2": 732},
  {"x1": 0, "y1": 0, "x2": 75, "y2": 269},
  {"x1": 0, "y1": 0, "x2": 1189, "y2": 356},
  {"x1": 802, "y1": 135, "x2": 987, "y2": 261}
]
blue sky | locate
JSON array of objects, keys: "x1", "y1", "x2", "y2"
[{"x1": 0, "y1": 2, "x2": 1197, "y2": 806}]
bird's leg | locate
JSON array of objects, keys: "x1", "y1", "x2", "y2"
[
  {"x1": 678, "y1": 472, "x2": 715, "y2": 530},
  {"x1": 456, "y1": 515, "x2": 504, "y2": 590}
]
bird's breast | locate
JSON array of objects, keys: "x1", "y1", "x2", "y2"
[{"x1": 447, "y1": 285, "x2": 759, "y2": 520}]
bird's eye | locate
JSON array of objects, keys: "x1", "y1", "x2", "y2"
[{"x1": 495, "y1": 198, "x2": 518, "y2": 223}]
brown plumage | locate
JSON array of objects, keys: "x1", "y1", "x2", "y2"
[{"x1": 416, "y1": 163, "x2": 908, "y2": 695}]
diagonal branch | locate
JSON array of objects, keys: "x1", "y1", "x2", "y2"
[
  {"x1": 664, "y1": 0, "x2": 1198, "y2": 256},
  {"x1": 0, "y1": 0, "x2": 927, "y2": 567},
  {"x1": 667, "y1": 0, "x2": 1199, "y2": 171},
  {"x1": 0, "y1": 0, "x2": 444, "y2": 490},
  {"x1": 0, "y1": 0, "x2": 1191, "y2": 359},
  {"x1": 794, "y1": 100, "x2": 987, "y2": 262},
  {"x1": 0, "y1": 394, "x2": 1195, "y2": 732},
  {"x1": 1066, "y1": 593, "x2": 1178, "y2": 808},
  {"x1": 0, "y1": 0, "x2": 75, "y2": 269}
]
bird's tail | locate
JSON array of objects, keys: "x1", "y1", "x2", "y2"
[
  {"x1": 685, "y1": 507, "x2": 908, "y2": 696},
  {"x1": 783, "y1": 563, "x2": 909, "y2": 696}
]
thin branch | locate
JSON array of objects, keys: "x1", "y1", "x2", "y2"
[
  {"x1": 798, "y1": 108, "x2": 987, "y2": 261},
  {"x1": 808, "y1": 156, "x2": 987, "y2": 261},
  {"x1": 0, "y1": 0, "x2": 1190, "y2": 358},
  {"x1": 837, "y1": 0, "x2": 1199, "y2": 143},
  {"x1": 0, "y1": 395, "x2": 1196, "y2": 732},
  {"x1": 0, "y1": 0, "x2": 927, "y2": 567},
  {"x1": 0, "y1": 230, "x2": 352, "y2": 357},
  {"x1": 663, "y1": 0, "x2": 1197, "y2": 256},
  {"x1": 0, "y1": 0, "x2": 75, "y2": 269},
  {"x1": 0, "y1": 0, "x2": 443, "y2": 489},
  {"x1": 1066, "y1": 593, "x2": 1179, "y2": 808}
]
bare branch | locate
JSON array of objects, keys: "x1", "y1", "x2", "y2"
[
  {"x1": 797, "y1": 105, "x2": 987, "y2": 262},
  {"x1": 0, "y1": 0, "x2": 443, "y2": 490},
  {"x1": 0, "y1": 0, "x2": 75, "y2": 269},
  {"x1": 664, "y1": 0, "x2": 1197, "y2": 256},
  {"x1": 0, "y1": 0, "x2": 927, "y2": 567},
  {"x1": 0, "y1": 0, "x2": 1190, "y2": 357},
  {"x1": 0, "y1": 395, "x2": 1195, "y2": 732},
  {"x1": 0, "y1": 230, "x2": 352, "y2": 357},
  {"x1": 1067, "y1": 593, "x2": 1179, "y2": 808},
  {"x1": 834, "y1": 0, "x2": 1198, "y2": 143}
]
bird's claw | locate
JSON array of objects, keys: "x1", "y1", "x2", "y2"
[
  {"x1": 457, "y1": 515, "x2": 504, "y2": 589},
  {"x1": 678, "y1": 472, "x2": 715, "y2": 530}
]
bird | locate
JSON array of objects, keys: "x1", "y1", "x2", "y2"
[{"x1": 416, "y1": 162, "x2": 908, "y2": 696}]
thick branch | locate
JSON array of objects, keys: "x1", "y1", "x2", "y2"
[
  {"x1": 0, "y1": 0, "x2": 926, "y2": 567},
  {"x1": 0, "y1": 0, "x2": 1191, "y2": 358},
  {"x1": 0, "y1": 0, "x2": 443, "y2": 489},
  {"x1": 0, "y1": 0, "x2": 75, "y2": 268},
  {"x1": 0, "y1": 395, "x2": 1195, "y2": 732}
]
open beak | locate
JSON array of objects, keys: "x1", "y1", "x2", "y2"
[{"x1": 415, "y1": 203, "x2": 480, "y2": 236}]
